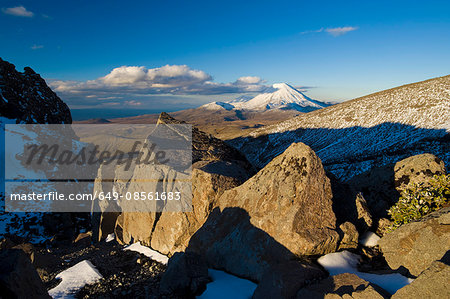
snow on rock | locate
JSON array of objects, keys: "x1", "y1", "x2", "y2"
[
  {"x1": 318, "y1": 250, "x2": 413, "y2": 295},
  {"x1": 360, "y1": 231, "x2": 381, "y2": 247},
  {"x1": 49, "y1": 260, "x2": 102, "y2": 299},
  {"x1": 123, "y1": 242, "x2": 169, "y2": 264},
  {"x1": 198, "y1": 269, "x2": 257, "y2": 299},
  {"x1": 105, "y1": 233, "x2": 115, "y2": 242}
]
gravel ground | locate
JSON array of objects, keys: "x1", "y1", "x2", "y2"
[{"x1": 34, "y1": 239, "x2": 171, "y2": 298}]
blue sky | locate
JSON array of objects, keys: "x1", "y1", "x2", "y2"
[{"x1": 1, "y1": 0, "x2": 449, "y2": 115}]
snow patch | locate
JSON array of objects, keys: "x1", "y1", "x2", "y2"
[
  {"x1": 318, "y1": 250, "x2": 413, "y2": 295},
  {"x1": 360, "y1": 231, "x2": 380, "y2": 247},
  {"x1": 49, "y1": 260, "x2": 102, "y2": 299},
  {"x1": 198, "y1": 269, "x2": 257, "y2": 299},
  {"x1": 123, "y1": 242, "x2": 168, "y2": 264},
  {"x1": 105, "y1": 233, "x2": 115, "y2": 242}
]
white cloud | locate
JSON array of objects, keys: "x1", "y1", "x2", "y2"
[
  {"x1": 236, "y1": 76, "x2": 262, "y2": 84},
  {"x1": 50, "y1": 65, "x2": 268, "y2": 96},
  {"x1": 49, "y1": 65, "x2": 272, "y2": 109},
  {"x1": 301, "y1": 26, "x2": 358, "y2": 37},
  {"x1": 2, "y1": 6, "x2": 34, "y2": 17},
  {"x1": 100, "y1": 65, "x2": 211, "y2": 88},
  {"x1": 31, "y1": 44, "x2": 44, "y2": 50},
  {"x1": 124, "y1": 100, "x2": 142, "y2": 106},
  {"x1": 300, "y1": 28, "x2": 324, "y2": 35},
  {"x1": 325, "y1": 26, "x2": 358, "y2": 37}
]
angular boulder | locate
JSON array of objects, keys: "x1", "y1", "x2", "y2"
[
  {"x1": 355, "y1": 193, "x2": 373, "y2": 233},
  {"x1": 392, "y1": 251, "x2": 450, "y2": 298},
  {"x1": 337, "y1": 222, "x2": 359, "y2": 250},
  {"x1": 394, "y1": 153, "x2": 446, "y2": 193},
  {"x1": 296, "y1": 273, "x2": 388, "y2": 299},
  {"x1": 379, "y1": 207, "x2": 450, "y2": 276},
  {"x1": 216, "y1": 142, "x2": 339, "y2": 256}
]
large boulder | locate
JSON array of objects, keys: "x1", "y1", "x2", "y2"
[
  {"x1": 296, "y1": 273, "x2": 388, "y2": 299},
  {"x1": 0, "y1": 249, "x2": 51, "y2": 299},
  {"x1": 394, "y1": 153, "x2": 446, "y2": 192},
  {"x1": 216, "y1": 142, "x2": 339, "y2": 256},
  {"x1": 187, "y1": 143, "x2": 339, "y2": 282},
  {"x1": 392, "y1": 251, "x2": 450, "y2": 298},
  {"x1": 379, "y1": 207, "x2": 450, "y2": 276}
]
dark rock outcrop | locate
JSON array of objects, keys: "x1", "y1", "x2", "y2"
[
  {"x1": 0, "y1": 57, "x2": 72, "y2": 124},
  {"x1": 252, "y1": 261, "x2": 325, "y2": 299},
  {"x1": 0, "y1": 249, "x2": 51, "y2": 299},
  {"x1": 159, "y1": 252, "x2": 211, "y2": 298}
]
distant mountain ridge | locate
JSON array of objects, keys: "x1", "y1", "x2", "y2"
[
  {"x1": 230, "y1": 75, "x2": 450, "y2": 180},
  {"x1": 201, "y1": 83, "x2": 331, "y2": 112}
]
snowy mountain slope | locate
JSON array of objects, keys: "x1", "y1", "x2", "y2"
[
  {"x1": 230, "y1": 75, "x2": 450, "y2": 180},
  {"x1": 201, "y1": 83, "x2": 331, "y2": 112}
]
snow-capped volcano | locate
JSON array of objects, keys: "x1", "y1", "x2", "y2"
[{"x1": 201, "y1": 83, "x2": 330, "y2": 112}]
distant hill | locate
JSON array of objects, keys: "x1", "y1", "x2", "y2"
[
  {"x1": 75, "y1": 118, "x2": 111, "y2": 124},
  {"x1": 230, "y1": 75, "x2": 450, "y2": 180}
]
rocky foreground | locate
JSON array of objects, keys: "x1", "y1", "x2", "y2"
[{"x1": 0, "y1": 59, "x2": 449, "y2": 298}]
